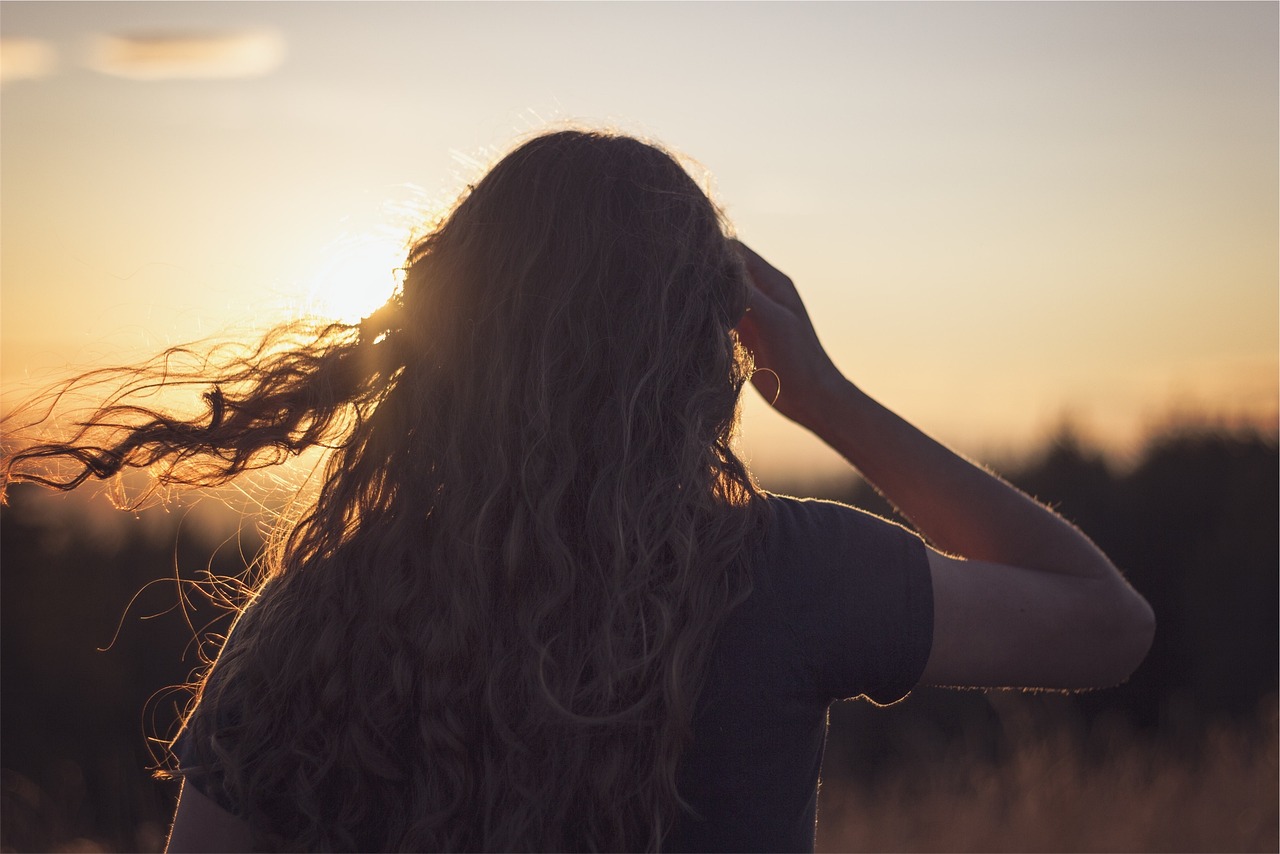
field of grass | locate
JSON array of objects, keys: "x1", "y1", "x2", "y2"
[
  {"x1": 3, "y1": 702, "x2": 1275, "y2": 852},
  {"x1": 818, "y1": 698, "x2": 1278, "y2": 853}
]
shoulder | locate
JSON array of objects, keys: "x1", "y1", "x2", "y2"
[
  {"x1": 752, "y1": 492, "x2": 934, "y2": 704},
  {"x1": 760, "y1": 491, "x2": 910, "y2": 529},
  {"x1": 758, "y1": 492, "x2": 925, "y2": 566},
  {"x1": 172, "y1": 580, "x2": 279, "y2": 785}
]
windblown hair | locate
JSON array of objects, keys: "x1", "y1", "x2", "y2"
[{"x1": 2, "y1": 130, "x2": 766, "y2": 850}]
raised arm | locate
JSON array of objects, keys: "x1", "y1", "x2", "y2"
[{"x1": 733, "y1": 242, "x2": 1154, "y2": 690}]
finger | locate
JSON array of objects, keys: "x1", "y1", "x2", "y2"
[
  {"x1": 738, "y1": 277, "x2": 790, "y2": 331},
  {"x1": 731, "y1": 241, "x2": 807, "y2": 315}
]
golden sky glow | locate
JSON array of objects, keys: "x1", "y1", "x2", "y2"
[{"x1": 2, "y1": 1, "x2": 1276, "y2": 482}]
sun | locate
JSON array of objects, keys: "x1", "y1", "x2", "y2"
[{"x1": 302, "y1": 232, "x2": 407, "y2": 324}]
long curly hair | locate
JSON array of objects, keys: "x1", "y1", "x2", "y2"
[{"x1": 1, "y1": 129, "x2": 764, "y2": 851}]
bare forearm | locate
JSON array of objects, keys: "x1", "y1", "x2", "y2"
[
  {"x1": 735, "y1": 241, "x2": 1153, "y2": 688},
  {"x1": 802, "y1": 374, "x2": 1116, "y2": 580}
]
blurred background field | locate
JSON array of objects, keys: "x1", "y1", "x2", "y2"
[{"x1": 2, "y1": 422, "x2": 1275, "y2": 853}]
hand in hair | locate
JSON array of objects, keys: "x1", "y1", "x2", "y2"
[
  {"x1": 732, "y1": 242, "x2": 1154, "y2": 690},
  {"x1": 731, "y1": 240, "x2": 842, "y2": 428}
]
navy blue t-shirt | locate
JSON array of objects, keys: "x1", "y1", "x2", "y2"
[
  {"x1": 666, "y1": 494, "x2": 933, "y2": 851},
  {"x1": 178, "y1": 494, "x2": 933, "y2": 851}
]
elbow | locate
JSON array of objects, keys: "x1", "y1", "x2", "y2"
[
  {"x1": 1095, "y1": 585, "x2": 1156, "y2": 688},
  {"x1": 1125, "y1": 592, "x2": 1157, "y2": 679}
]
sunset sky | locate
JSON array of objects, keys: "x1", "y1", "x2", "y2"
[{"x1": 2, "y1": 1, "x2": 1276, "y2": 482}]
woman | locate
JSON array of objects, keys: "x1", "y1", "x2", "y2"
[{"x1": 1, "y1": 129, "x2": 1153, "y2": 852}]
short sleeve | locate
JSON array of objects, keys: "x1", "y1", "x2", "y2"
[{"x1": 756, "y1": 494, "x2": 934, "y2": 704}]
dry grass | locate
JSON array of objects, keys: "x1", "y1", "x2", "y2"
[
  {"x1": 4, "y1": 707, "x2": 1276, "y2": 852},
  {"x1": 817, "y1": 701, "x2": 1278, "y2": 853}
]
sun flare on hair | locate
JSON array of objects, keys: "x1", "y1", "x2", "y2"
[{"x1": 300, "y1": 233, "x2": 406, "y2": 324}]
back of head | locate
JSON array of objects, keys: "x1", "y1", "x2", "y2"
[
  {"x1": 172, "y1": 129, "x2": 766, "y2": 852},
  {"x1": 4, "y1": 128, "x2": 764, "y2": 852},
  {"x1": 383, "y1": 129, "x2": 751, "y2": 495}
]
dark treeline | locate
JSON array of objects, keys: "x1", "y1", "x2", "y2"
[
  {"x1": 1, "y1": 427, "x2": 1276, "y2": 852},
  {"x1": 2, "y1": 491, "x2": 251, "y2": 853}
]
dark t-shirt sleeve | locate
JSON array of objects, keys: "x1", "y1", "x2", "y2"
[
  {"x1": 760, "y1": 494, "x2": 934, "y2": 704},
  {"x1": 667, "y1": 495, "x2": 936, "y2": 852}
]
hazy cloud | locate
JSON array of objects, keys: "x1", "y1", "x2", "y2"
[
  {"x1": 0, "y1": 38, "x2": 58, "y2": 84},
  {"x1": 87, "y1": 29, "x2": 285, "y2": 80}
]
